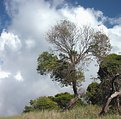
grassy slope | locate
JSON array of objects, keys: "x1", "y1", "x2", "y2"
[{"x1": 0, "y1": 105, "x2": 121, "y2": 119}]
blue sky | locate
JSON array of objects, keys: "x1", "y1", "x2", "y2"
[
  {"x1": 0, "y1": 0, "x2": 121, "y2": 32},
  {"x1": 0, "y1": 0, "x2": 11, "y2": 32},
  {"x1": 69, "y1": 0, "x2": 121, "y2": 17},
  {"x1": 0, "y1": 0, "x2": 121, "y2": 116}
]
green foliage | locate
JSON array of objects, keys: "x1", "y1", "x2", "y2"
[
  {"x1": 33, "y1": 97, "x2": 58, "y2": 110},
  {"x1": 23, "y1": 92, "x2": 86, "y2": 113},
  {"x1": 86, "y1": 82, "x2": 99, "y2": 104},
  {"x1": 51, "y1": 60, "x2": 73, "y2": 86},
  {"x1": 23, "y1": 106, "x2": 33, "y2": 113},
  {"x1": 23, "y1": 96, "x2": 58, "y2": 113},
  {"x1": 87, "y1": 54, "x2": 121, "y2": 106},
  {"x1": 53, "y1": 92, "x2": 85, "y2": 109},
  {"x1": 54, "y1": 92, "x2": 74, "y2": 108},
  {"x1": 24, "y1": 93, "x2": 74, "y2": 113},
  {"x1": 98, "y1": 54, "x2": 121, "y2": 94},
  {"x1": 37, "y1": 52, "x2": 84, "y2": 87},
  {"x1": 37, "y1": 20, "x2": 111, "y2": 95},
  {"x1": 86, "y1": 54, "x2": 121, "y2": 105},
  {"x1": 37, "y1": 52, "x2": 58, "y2": 75},
  {"x1": 86, "y1": 82, "x2": 102, "y2": 105},
  {"x1": 98, "y1": 54, "x2": 121, "y2": 80}
]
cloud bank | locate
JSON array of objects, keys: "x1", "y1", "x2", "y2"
[{"x1": 0, "y1": 0, "x2": 121, "y2": 116}]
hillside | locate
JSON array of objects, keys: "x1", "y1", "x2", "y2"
[{"x1": 0, "y1": 105, "x2": 121, "y2": 119}]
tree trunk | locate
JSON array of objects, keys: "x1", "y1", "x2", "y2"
[
  {"x1": 61, "y1": 96, "x2": 79, "y2": 112},
  {"x1": 61, "y1": 80, "x2": 79, "y2": 112},
  {"x1": 72, "y1": 80, "x2": 78, "y2": 96},
  {"x1": 99, "y1": 91, "x2": 121, "y2": 115}
]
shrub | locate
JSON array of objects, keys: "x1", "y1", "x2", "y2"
[
  {"x1": 23, "y1": 96, "x2": 58, "y2": 113},
  {"x1": 23, "y1": 92, "x2": 86, "y2": 113},
  {"x1": 86, "y1": 82, "x2": 101, "y2": 105},
  {"x1": 54, "y1": 92, "x2": 74, "y2": 108},
  {"x1": 33, "y1": 96, "x2": 58, "y2": 110},
  {"x1": 23, "y1": 105, "x2": 33, "y2": 113}
]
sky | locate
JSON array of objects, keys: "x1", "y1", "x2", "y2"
[{"x1": 0, "y1": 0, "x2": 121, "y2": 116}]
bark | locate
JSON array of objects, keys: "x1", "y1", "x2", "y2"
[
  {"x1": 99, "y1": 91, "x2": 121, "y2": 115},
  {"x1": 61, "y1": 96, "x2": 79, "y2": 112},
  {"x1": 72, "y1": 81, "x2": 78, "y2": 96},
  {"x1": 99, "y1": 74, "x2": 121, "y2": 115}
]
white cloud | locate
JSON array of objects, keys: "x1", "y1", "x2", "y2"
[
  {"x1": 0, "y1": 30, "x2": 21, "y2": 51},
  {"x1": 0, "y1": 0, "x2": 120, "y2": 116},
  {"x1": 108, "y1": 17, "x2": 121, "y2": 25},
  {"x1": 0, "y1": 70, "x2": 11, "y2": 79},
  {"x1": 61, "y1": 6, "x2": 105, "y2": 27},
  {"x1": 25, "y1": 40, "x2": 35, "y2": 49},
  {"x1": 108, "y1": 25, "x2": 121, "y2": 53},
  {"x1": 14, "y1": 72, "x2": 24, "y2": 82},
  {"x1": 6, "y1": 0, "x2": 62, "y2": 37}
]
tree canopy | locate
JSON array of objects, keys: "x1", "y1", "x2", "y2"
[
  {"x1": 98, "y1": 54, "x2": 121, "y2": 92},
  {"x1": 37, "y1": 20, "x2": 111, "y2": 96}
]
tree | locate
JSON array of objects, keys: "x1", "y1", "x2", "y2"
[
  {"x1": 98, "y1": 54, "x2": 121, "y2": 115},
  {"x1": 37, "y1": 20, "x2": 111, "y2": 96}
]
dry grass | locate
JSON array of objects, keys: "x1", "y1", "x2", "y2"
[{"x1": 0, "y1": 105, "x2": 121, "y2": 119}]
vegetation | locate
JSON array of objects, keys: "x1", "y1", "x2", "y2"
[
  {"x1": 1, "y1": 105, "x2": 121, "y2": 119},
  {"x1": 36, "y1": 20, "x2": 121, "y2": 116},
  {"x1": 86, "y1": 54, "x2": 121, "y2": 115},
  {"x1": 98, "y1": 54, "x2": 121, "y2": 115},
  {"x1": 54, "y1": 92, "x2": 74, "y2": 108},
  {"x1": 23, "y1": 96, "x2": 58, "y2": 113},
  {"x1": 37, "y1": 20, "x2": 111, "y2": 96},
  {"x1": 1, "y1": 22, "x2": 121, "y2": 119},
  {"x1": 5, "y1": 20, "x2": 121, "y2": 118},
  {"x1": 23, "y1": 92, "x2": 85, "y2": 113},
  {"x1": 86, "y1": 82, "x2": 101, "y2": 104}
]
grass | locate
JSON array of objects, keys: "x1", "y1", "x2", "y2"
[{"x1": 0, "y1": 105, "x2": 121, "y2": 119}]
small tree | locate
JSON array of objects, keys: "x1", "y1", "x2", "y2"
[{"x1": 37, "y1": 20, "x2": 111, "y2": 96}]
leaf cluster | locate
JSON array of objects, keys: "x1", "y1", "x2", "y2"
[
  {"x1": 98, "y1": 54, "x2": 121, "y2": 80},
  {"x1": 37, "y1": 52, "x2": 84, "y2": 86},
  {"x1": 23, "y1": 96, "x2": 58, "y2": 113}
]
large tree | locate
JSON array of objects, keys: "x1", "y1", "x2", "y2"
[
  {"x1": 37, "y1": 20, "x2": 111, "y2": 96},
  {"x1": 98, "y1": 54, "x2": 121, "y2": 115}
]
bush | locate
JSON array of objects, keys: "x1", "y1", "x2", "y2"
[
  {"x1": 23, "y1": 92, "x2": 86, "y2": 113},
  {"x1": 86, "y1": 82, "x2": 101, "y2": 105},
  {"x1": 33, "y1": 96, "x2": 58, "y2": 110},
  {"x1": 54, "y1": 92, "x2": 74, "y2": 108},
  {"x1": 23, "y1": 96, "x2": 58, "y2": 113},
  {"x1": 86, "y1": 82, "x2": 99, "y2": 104},
  {"x1": 23, "y1": 105, "x2": 33, "y2": 113}
]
